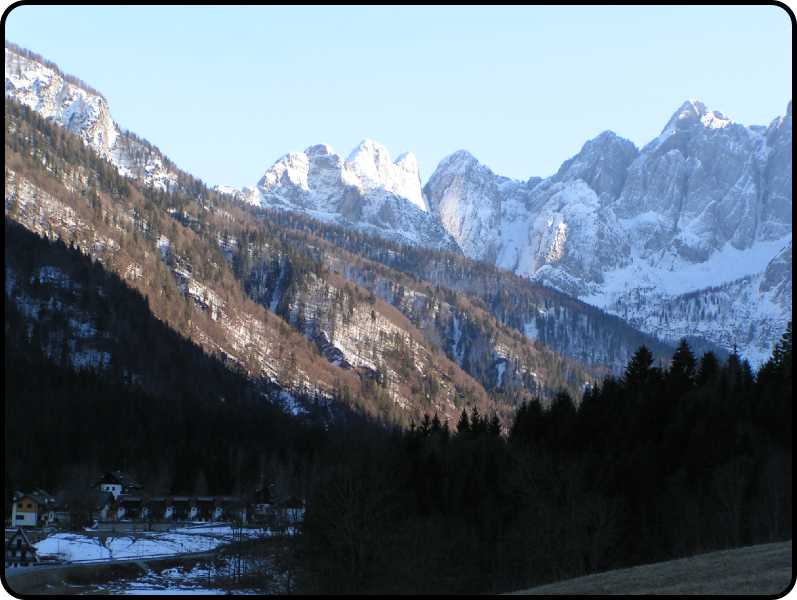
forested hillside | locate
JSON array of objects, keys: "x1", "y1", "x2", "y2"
[
  {"x1": 300, "y1": 327, "x2": 792, "y2": 593},
  {"x1": 4, "y1": 221, "x2": 336, "y2": 506},
  {"x1": 254, "y1": 208, "x2": 684, "y2": 370},
  {"x1": 5, "y1": 99, "x2": 517, "y2": 425}
]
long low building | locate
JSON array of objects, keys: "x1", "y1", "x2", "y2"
[
  {"x1": 107, "y1": 494, "x2": 248, "y2": 523},
  {"x1": 7, "y1": 472, "x2": 305, "y2": 530}
]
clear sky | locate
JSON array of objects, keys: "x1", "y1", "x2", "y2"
[{"x1": 4, "y1": 5, "x2": 793, "y2": 188}]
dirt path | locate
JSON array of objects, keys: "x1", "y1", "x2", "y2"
[{"x1": 509, "y1": 541, "x2": 793, "y2": 595}]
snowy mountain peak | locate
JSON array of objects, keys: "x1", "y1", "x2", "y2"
[
  {"x1": 425, "y1": 101, "x2": 791, "y2": 363},
  {"x1": 346, "y1": 138, "x2": 391, "y2": 164},
  {"x1": 342, "y1": 139, "x2": 427, "y2": 211},
  {"x1": 662, "y1": 99, "x2": 734, "y2": 135},
  {"x1": 5, "y1": 42, "x2": 177, "y2": 191},
  {"x1": 259, "y1": 152, "x2": 311, "y2": 192},
  {"x1": 305, "y1": 143, "x2": 336, "y2": 157},
  {"x1": 552, "y1": 131, "x2": 638, "y2": 199},
  {"x1": 5, "y1": 45, "x2": 118, "y2": 155},
  {"x1": 594, "y1": 130, "x2": 622, "y2": 142},
  {"x1": 253, "y1": 141, "x2": 454, "y2": 249},
  {"x1": 772, "y1": 100, "x2": 792, "y2": 130},
  {"x1": 395, "y1": 151, "x2": 419, "y2": 172},
  {"x1": 434, "y1": 150, "x2": 486, "y2": 177}
]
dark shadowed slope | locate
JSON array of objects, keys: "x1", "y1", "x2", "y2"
[{"x1": 509, "y1": 541, "x2": 793, "y2": 595}]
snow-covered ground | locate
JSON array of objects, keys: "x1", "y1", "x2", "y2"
[
  {"x1": 582, "y1": 235, "x2": 792, "y2": 306},
  {"x1": 34, "y1": 525, "x2": 272, "y2": 563}
]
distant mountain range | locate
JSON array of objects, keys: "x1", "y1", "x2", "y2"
[
  {"x1": 5, "y1": 40, "x2": 791, "y2": 369},
  {"x1": 423, "y1": 100, "x2": 792, "y2": 365},
  {"x1": 224, "y1": 100, "x2": 791, "y2": 365}
]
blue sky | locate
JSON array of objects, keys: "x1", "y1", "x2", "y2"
[{"x1": 5, "y1": 5, "x2": 792, "y2": 188}]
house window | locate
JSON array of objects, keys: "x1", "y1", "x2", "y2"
[{"x1": 16, "y1": 515, "x2": 24, "y2": 520}]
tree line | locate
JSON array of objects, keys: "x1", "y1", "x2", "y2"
[{"x1": 299, "y1": 329, "x2": 792, "y2": 593}]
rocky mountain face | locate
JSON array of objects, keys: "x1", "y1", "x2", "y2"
[
  {"x1": 258, "y1": 210, "x2": 681, "y2": 373},
  {"x1": 425, "y1": 100, "x2": 792, "y2": 364},
  {"x1": 4, "y1": 219, "x2": 288, "y2": 409},
  {"x1": 228, "y1": 140, "x2": 459, "y2": 251},
  {"x1": 5, "y1": 42, "x2": 181, "y2": 192},
  {"x1": 6, "y1": 99, "x2": 520, "y2": 426},
  {"x1": 4, "y1": 117, "x2": 351, "y2": 415},
  {"x1": 227, "y1": 223, "x2": 596, "y2": 401}
]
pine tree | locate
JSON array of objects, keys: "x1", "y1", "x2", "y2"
[
  {"x1": 696, "y1": 351, "x2": 720, "y2": 388},
  {"x1": 670, "y1": 339, "x2": 696, "y2": 381},
  {"x1": 667, "y1": 339, "x2": 697, "y2": 396},
  {"x1": 420, "y1": 413, "x2": 432, "y2": 436},
  {"x1": 624, "y1": 345, "x2": 655, "y2": 388},
  {"x1": 509, "y1": 402, "x2": 528, "y2": 443},
  {"x1": 456, "y1": 408, "x2": 470, "y2": 435},
  {"x1": 431, "y1": 413, "x2": 442, "y2": 435},
  {"x1": 470, "y1": 407, "x2": 484, "y2": 435}
]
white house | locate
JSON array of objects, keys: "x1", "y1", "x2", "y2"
[
  {"x1": 95, "y1": 471, "x2": 143, "y2": 499},
  {"x1": 10, "y1": 490, "x2": 55, "y2": 528}
]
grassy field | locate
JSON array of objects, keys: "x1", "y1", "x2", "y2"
[{"x1": 509, "y1": 541, "x2": 793, "y2": 595}]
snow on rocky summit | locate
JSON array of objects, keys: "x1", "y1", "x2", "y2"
[
  {"x1": 5, "y1": 43, "x2": 179, "y2": 192},
  {"x1": 225, "y1": 139, "x2": 459, "y2": 251},
  {"x1": 6, "y1": 40, "x2": 790, "y2": 364},
  {"x1": 424, "y1": 100, "x2": 792, "y2": 364}
]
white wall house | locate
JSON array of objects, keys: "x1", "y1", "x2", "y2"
[
  {"x1": 10, "y1": 500, "x2": 37, "y2": 527},
  {"x1": 10, "y1": 490, "x2": 56, "y2": 528},
  {"x1": 95, "y1": 471, "x2": 143, "y2": 500}
]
